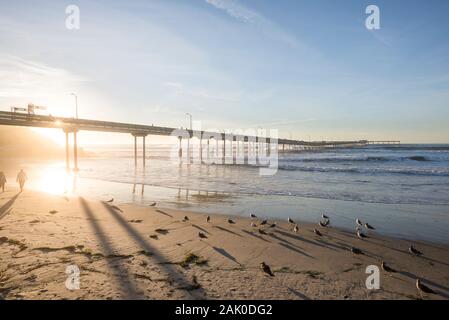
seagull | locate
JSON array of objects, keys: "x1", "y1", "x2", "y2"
[
  {"x1": 288, "y1": 217, "x2": 295, "y2": 224},
  {"x1": 206, "y1": 215, "x2": 210, "y2": 223},
  {"x1": 183, "y1": 216, "x2": 189, "y2": 222},
  {"x1": 381, "y1": 261, "x2": 397, "y2": 273},
  {"x1": 106, "y1": 198, "x2": 114, "y2": 203},
  {"x1": 250, "y1": 213, "x2": 257, "y2": 218},
  {"x1": 322, "y1": 213, "x2": 329, "y2": 219},
  {"x1": 260, "y1": 219, "x2": 268, "y2": 225},
  {"x1": 228, "y1": 219, "x2": 236, "y2": 224},
  {"x1": 314, "y1": 229, "x2": 323, "y2": 237},
  {"x1": 251, "y1": 222, "x2": 257, "y2": 228},
  {"x1": 416, "y1": 279, "x2": 436, "y2": 295},
  {"x1": 149, "y1": 202, "x2": 156, "y2": 207},
  {"x1": 364, "y1": 223, "x2": 375, "y2": 230},
  {"x1": 293, "y1": 224, "x2": 299, "y2": 233},
  {"x1": 409, "y1": 245, "x2": 423, "y2": 256},
  {"x1": 319, "y1": 220, "x2": 329, "y2": 227},
  {"x1": 269, "y1": 222, "x2": 276, "y2": 228},
  {"x1": 260, "y1": 262, "x2": 275, "y2": 277},
  {"x1": 351, "y1": 247, "x2": 364, "y2": 255},
  {"x1": 357, "y1": 230, "x2": 368, "y2": 239},
  {"x1": 198, "y1": 232, "x2": 207, "y2": 239},
  {"x1": 356, "y1": 219, "x2": 363, "y2": 226}
]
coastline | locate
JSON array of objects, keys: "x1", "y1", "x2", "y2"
[{"x1": 1, "y1": 188, "x2": 449, "y2": 300}]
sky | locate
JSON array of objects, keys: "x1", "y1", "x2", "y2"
[{"x1": 0, "y1": 0, "x2": 449, "y2": 144}]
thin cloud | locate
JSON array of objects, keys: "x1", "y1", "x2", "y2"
[{"x1": 205, "y1": 0, "x2": 300, "y2": 48}]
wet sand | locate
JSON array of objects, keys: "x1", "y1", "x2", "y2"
[{"x1": 1, "y1": 188, "x2": 449, "y2": 300}]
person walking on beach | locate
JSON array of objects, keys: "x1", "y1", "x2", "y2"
[
  {"x1": 16, "y1": 169, "x2": 27, "y2": 192},
  {"x1": 0, "y1": 171, "x2": 6, "y2": 192}
]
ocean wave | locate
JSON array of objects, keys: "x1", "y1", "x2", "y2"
[
  {"x1": 278, "y1": 165, "x2": 449, "y2": 176},
  {"x1": 282, "y1": 155, "x2": 439, "y2": 163}
]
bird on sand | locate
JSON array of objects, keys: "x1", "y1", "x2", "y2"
[
  {"x1": 351, "y1": 247, "x2": 364, "y2": 255},
  {"x1": 381, "y1": 261, "x2": 397, "y2": 273},
  {"x1": 364, "y1": 223, "x2": 375, "y2": 230},
  {"x1": 409, "y1": 245, "x2": 423, "y2": 256},
  {"x1": 228, "y1": 219, "x2": 236, "y2": 224},
  {"x1": 356, "y1": 219, "x2": 363, "y2": 227},
  {"x1": 250, "y1": 213, "x2": 257, "y2": 218},
  {"x1": 260, "y1": 219, "x2": 268, "y2": 225},
  {"x1": 106, "y1": 198, "x2": 114, "y2": 203},
  {"x1": 183, "y1": 216, "x2": 189, "y2": 222},
  {"x1": 206, "y1": 215, "x2": 210, "y2": 223},
  {"x1": 251, "y1": 222, "x2": 257, "y2": 227},
  {"x1": 314, "y1": 229, "x2": 323, "y2": 237},
  {"x1": 149, "y1": 202, "x2": 156, "y2": 207},
  {"x1": 293, "y1": 224, "x2": 299, "y2": 233},
  {"x1": 357, "y1": 230, "x2": 368, "y2": 239},
  {"x1": 288, "y1": 217, "x2": 295, "y2": 224},
  {"x1": 319, "y1": 220, "x2": 329, "y2": 227},
  {"x1": 269, "y1": 222, "x2": 276, "y2": 228},
  {"x1": 198, "y1": 232, "x2": 207, "y2": 239},
  {"x1": 416, "y1": 279, "x2": 436, "y2": 295},
  {"x1": 322, "y1": 213, "x2": 329, "y2": 219},
  {"x1": 260, "y1": 262, "x2": 275, "y2": 277}
]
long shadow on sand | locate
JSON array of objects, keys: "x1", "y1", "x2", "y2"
[
  {"x1": 79, "y1": 198, "x2": 140, "y2": 299},
  {"x1": 397, "y1": 270, "x2": 449, "y2": 298},
  {"x1": 241, "y1": 229, "x2": 270, "y2": 242},
  {"x1": 213, "y1": 225, "x2": 243, "y2": 238},
  {"x1": 101, "y1": 201, "x2": 205, "y2": 299},
  {"x1": 0, "y1": 192, "x2": 20, "y2": 220},
  {"x1": 287, "y1": 287, "x2": 311, "y2": 300},
  {"x1": 211, "y1": 246, "x2": 241, "y2": 266}
]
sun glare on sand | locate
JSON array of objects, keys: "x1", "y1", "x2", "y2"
[{"x1": 32, "y1": 165, "x2": 77, "y2": 195}]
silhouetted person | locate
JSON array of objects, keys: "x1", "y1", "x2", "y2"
[
  {"x1": 0, "y1": 171, "x2": 6, "y2": 192},
  {"x1": 16, "y1": 169, "x2": 27, "y2": 192}
]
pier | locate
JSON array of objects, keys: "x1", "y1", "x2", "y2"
[{"x1": 0, "y1": 110, "x2": 394, "y2": 171}]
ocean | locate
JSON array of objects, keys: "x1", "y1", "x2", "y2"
[{"x1": 10, "y1": 143, "x2": 449, "y2": 244}]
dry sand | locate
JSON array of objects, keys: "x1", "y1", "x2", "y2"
[{"x1": 1, "y1": 187, "x2": 449, "y2": 300}]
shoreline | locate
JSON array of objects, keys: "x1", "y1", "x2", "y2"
[{"x1": 1, "y1": 188, "x2": 449, "y2": 300}]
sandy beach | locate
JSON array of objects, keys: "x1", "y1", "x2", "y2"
[{"x1": 1, "y1": 187, "x2": 448, "y2": 300}]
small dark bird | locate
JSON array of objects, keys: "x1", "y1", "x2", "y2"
[
  {"x1": 198, "y1": 232, "x2": 207, "y2": 239},
  {"x1": 351, "y1": 247, "x2": 364, "y2": 255},
  {"x1": 293, "y1": 224, "x2": 299, "y2": 233},
  {"x1": 106, "y1": 198, "x2": 114, "y2": 203},
  {"x1": 357, "y1": 230, "x2": 367, "y2": 239},
  {"x1": 258, "y1": 228, "x2": 267, "y2": 235},
  {"x1": 206, "y1": 215, "x2": 210, "y2": 223},
  {"x1": 183, "y1": 216, "x2": 189, "y2": 221},
  {"x1": 381, "y1": 261, "x2": 397, "y2": 273},
  {"x1": 322, "y1": 213, "x2": 329, "y2": 219},
  {"x1": 228, "y1": 219, "x2": 236, "y2": 224},
  {"x1": 260, "y1": 262, "x2": 275, "y2": 277},
  {"x1": 416, "y1": 279, "x2": 436, "y2": 295},
  {"x1": 409, "y1": 245, "x2": 423, "y2": 256},
  {"x1": 356, "y1": 219, "x2": 363, "y2": 226},
  {"x1": 149, "y1": 202, "x2": 156, "y2": 207},
  {"x1": 364, "y1": 223, "x2": 375, "y2": 230},
  {"x1": 269, "y1": 222, "x2": 276, "y2": 228},
  {"x1": 288, "y1": 217, "x2": 295, "y2": 224},
  {"x1": 250, "y1": 213, "x2": 257, "y2": 218},
  {"x1": 260, "y1": 219, "x2": 268, "y2": 225},
  {"x1": 314, "y1": 229, "x2": 323, "y2": 237}
]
